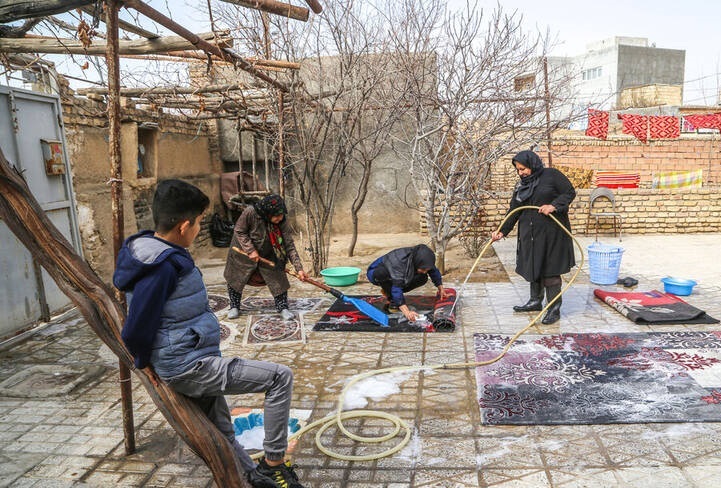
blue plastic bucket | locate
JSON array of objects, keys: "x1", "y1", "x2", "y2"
[
  {"x1": 587, "y1": 242, "x2": 624, "y2": 285},
  {"x1": 661, "y1": 277, "x2": 697, "y2": 296}
]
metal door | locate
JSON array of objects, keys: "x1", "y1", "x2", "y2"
[{"x1": 0, "y1": 86, "x2": 82, "y2": 338}]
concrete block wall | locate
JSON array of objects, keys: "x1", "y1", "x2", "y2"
[{"x1": 426, "y1": 188, "x2": 721, "y2": 239}]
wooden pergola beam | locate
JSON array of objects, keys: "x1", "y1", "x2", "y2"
[
  {"x1": 123, "y1": 0, "x2": 289, "y2": 92},
  {"x1": 118, "y1": 50, "x2": 300, "y2": 70},
  {"x1": 77, "y1": 83, "x2": 261, "y2": 96},
  {"x1": 220, "y1": 0, "x2": 309, "y2": 22},
  {"x1": 0, "y1": 0, "x2": 95, "y2": 22},
  {"x1": 78, "y1": 5, "x2": 160, "y2": 39},
  {"x1": 303, "y1": 0, "x2": 323, "y2": 14},
  {"x1": 0, "y1": 31, "x2": 231, "y2": 55}
]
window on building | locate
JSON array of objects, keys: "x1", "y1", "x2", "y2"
[
  {"x1": 137, "y1": 126, "x2": 158, "y2": 178},
  {"x1": 514, "y1": 74, "x2": 535, "y2": 92},
  {"x1": 582, "y1": 66, "x2": 602, "y2": 81}
]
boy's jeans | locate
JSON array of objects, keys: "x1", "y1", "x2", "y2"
[{"x1": 164, "y1": 356, "x2": 293, "y2": 469}]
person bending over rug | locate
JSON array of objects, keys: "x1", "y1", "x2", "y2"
[
  {"x1": 491, "y1": 150, "x2": 576, "y2": 325},
  {"x1": 367, "y1": 244, "x2": 450, "y2": 322},
  {"x1": 225, "y1": 194, "x2": 308, "y2": 320},
  {"x1": 113, "y1": 180, "x2": 306, "y2": 488}
]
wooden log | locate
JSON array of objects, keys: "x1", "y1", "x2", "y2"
[
  {"x1": 220, "y1": 0, "x2": 309, "y2": 22},
  {"x1": 0, "y1": 147, "x2": 249, "y2": 487},
  {"x1": 123, "y1": 0, "x2": 289, "y2": 92},
  {"x1": 303, "y1": 0, "x2": 323, "y2": 14},
  {"x1": 0, "y1": 0, "x2": 95, "y2": 22},
  {"x1": 77, "y1": 83, "x2": 261, "y2": 96},
  {"x1": 0, "y1": 32, "x2": 231, "y2": 55}
]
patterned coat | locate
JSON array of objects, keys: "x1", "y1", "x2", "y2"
[{"x1": 223, "y1": 205, "x2": 304, "y2": 296}]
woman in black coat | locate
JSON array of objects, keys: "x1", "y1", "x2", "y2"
[{"x1": 491, "y1": 150, "x2": 576, "y2": 324}]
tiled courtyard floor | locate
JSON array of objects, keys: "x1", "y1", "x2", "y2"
[{"x1": 1, "y1": 234, "x2": 719, "y2": 487}]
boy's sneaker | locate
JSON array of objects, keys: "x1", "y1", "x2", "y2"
[
  {"x1": 280, "y1": 309, "x2": 294, "y2": 321},
  {"x1": 247, "y1": 466, "x2": 279, "y2": 488},
  {"x1": 256, "y1": 458, "x2": 306, "y2": 488},
  {"x1": 227, "y1": 307, "x2": 240, "y2": 319}
]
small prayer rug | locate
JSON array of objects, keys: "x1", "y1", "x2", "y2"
[
  {"x1": 474, "y1": 331, "x2": 721, "y2": 425},
  {"x1": 243, "y1": 314, "x2": 305, "y2": 345},
  {"x1": 208, "y1": 294, "x2": 230, "y2": 313},
  {"x1": 238, "y1": 296, "x2": 330, "y2": 314},
  {"x1": 313, "y1": 291, "x2": 457, "y2": 332},
  {"x1": 595, "y1": 289, "x2": 719, "y2": 324}
]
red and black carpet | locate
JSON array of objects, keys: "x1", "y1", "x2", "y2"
[
  {"x1": 475, "y1": 331, "x2": 721, "y2": 425},
  {"x1": 313, "y1": 289, "x2": 457, "y2": 332},
  {"x1": 595, "y1": 289, "x2": 719, "y2": 324}
]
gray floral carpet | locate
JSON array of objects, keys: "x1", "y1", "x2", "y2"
[{"x1": 475, "y1": 331, "x2": 721, "y2": 425}]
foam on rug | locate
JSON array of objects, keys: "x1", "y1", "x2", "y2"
[
  {"x1": 475, "y1": 331, "x2": 721, "y2": 425},
  {"x1": 313, "y1": 290, "x2": 457, "y2": 332}
]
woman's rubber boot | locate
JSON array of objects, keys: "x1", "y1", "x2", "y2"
[
  {"x1": 513, "y1": 281, "x2": 543, "y2": 312},
  {"x1": 542, "y1": 284, "x2": 562, "y2": 324}
]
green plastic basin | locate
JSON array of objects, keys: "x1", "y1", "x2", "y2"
[{"x1": 320, "y1": 267, "x2": 361, "y2": 287}]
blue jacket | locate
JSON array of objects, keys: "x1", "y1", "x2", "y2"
[
  {"x1": 367, "y1": 245, "x2": 442, "y2": 306},
  {"x1": 113, "y1": 230, "x2": 221, "y2": 377}
]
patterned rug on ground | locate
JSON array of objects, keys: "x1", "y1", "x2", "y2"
[
  {"x1": 474, "y1": 331, "x2": 721, "y2": 425},
  {"x1": 243, "y1": 314, "x2": 305, "y2": 345},
  {"x1": 594, "y1": 289, "x2": 719, "y2": 324},
  {"x1": 313, "y1": 290, "x2": 457, "y2": 332},
  {"x1": 207, "y1": 294, "x2": 330, "y2": 315}
]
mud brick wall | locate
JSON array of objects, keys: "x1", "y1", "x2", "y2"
[{"x1": 61, "y1": 96, "x2": 221, "y2": 281}]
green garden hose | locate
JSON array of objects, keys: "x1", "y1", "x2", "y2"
[{"x1": 251, "y1": 205, "x2": 585, "y2": 462}]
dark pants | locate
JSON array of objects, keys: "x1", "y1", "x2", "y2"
[{"x1": 377, "y1": 273, "x2": 429, "y2": 304}]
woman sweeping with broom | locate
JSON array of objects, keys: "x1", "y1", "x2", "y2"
[{"x1": 225, "y1": 194, "x2": 307, "y2": 320}]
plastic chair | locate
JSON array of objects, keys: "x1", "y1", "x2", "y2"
[{"x1": 587, "y1": 187, "x2": 623, "y2": 241}]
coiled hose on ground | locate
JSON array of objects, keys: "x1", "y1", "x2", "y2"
[{"x1": 251, "y1": 205, "x2": 586, "y2": 462}]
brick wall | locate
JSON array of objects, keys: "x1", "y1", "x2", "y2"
[
  {"x1": 429, "y1": 188, "x2": 721, "y2": 239},
  {"x1": 424, "y1": 135, "x2": 721, "y2": 238}
]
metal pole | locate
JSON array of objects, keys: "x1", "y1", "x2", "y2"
[
  {"x1": 105, "y1": 0, "x2": 135, "y2": 455},
  {"x1": 543, "y1": 57, "x2": 553, "y2": 167},
  {"x1": 278, "y1": 91, "x2": 285, "y2": 197}
]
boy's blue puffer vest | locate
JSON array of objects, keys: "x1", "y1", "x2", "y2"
[{"x1": 127, "y1": 242, "x2": 221, "y2": 378}]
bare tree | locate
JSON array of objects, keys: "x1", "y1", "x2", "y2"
[
  {"x1": 386, "y1": 0, "x2": 578, "y2": 272},
  {"x1": 213, "y1": 0, "x2": 403, "y2": 272}
]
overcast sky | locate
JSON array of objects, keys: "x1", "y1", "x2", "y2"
[
  {"x1": 43, "y1": 0, "x2": 721, "y2": 105},
  {"x1": 453, "y1": 0, "x2": 721, "y2": 105}
]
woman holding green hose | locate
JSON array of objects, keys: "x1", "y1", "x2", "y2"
[{"x1": 491, "y1": 150, "x2": 576, "y2": 324}]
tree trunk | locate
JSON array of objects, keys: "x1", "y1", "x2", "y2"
[
  {"x1": 348, "y1": 161, "x2": 372, "y2": 257},
  {"x1": 0, "y1": 147, "x2": 249, "y2": 487}
]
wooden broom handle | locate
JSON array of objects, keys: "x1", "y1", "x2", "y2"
[
  {"x1": 232, "y1": 246, "x2": 333, "y2": 293},
  {"x1": 231, "y1": 246, "x2": 275, "y2": 267}
]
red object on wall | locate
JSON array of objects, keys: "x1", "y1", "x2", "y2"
[
  {"x1": 618, "y1": 114, "x2": 649, "y2": 142},
  {"x1": 586, "y1": 109, "x2": 609, "y2": 140},
  {"x1": 649, "y1": 115, "x2": 680, "y2": 139},
  {"x1": 683, "y1": 113, "x2": 721, "y2": 131}
]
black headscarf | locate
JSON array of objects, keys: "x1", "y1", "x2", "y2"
[
  {"x1": 254, "y1": 194, "x2": 288, "y2": 264},
  {"x1": 254, "y1": 194, "x2": 287, "y2": 222},
  {"x1": 412, "y1": 244, "x2": 436, "y2": 270},
  {"x1": 512, "y1": 150, "x2": 545, "y2": 203}
]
